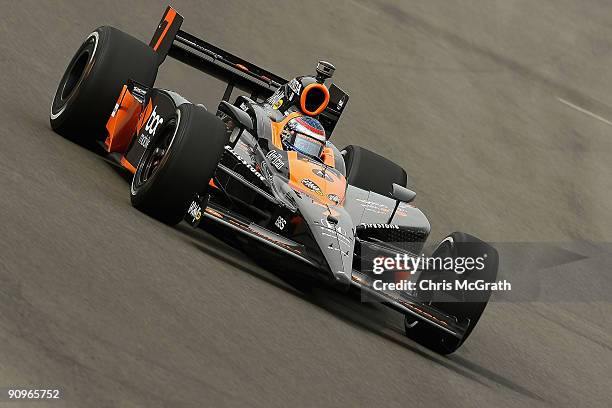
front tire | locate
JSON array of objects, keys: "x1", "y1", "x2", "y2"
[
  {"x1": 130, "y1": 104, "x2": 227, "y2": 225},
  {"x1": 405, "y1": 232, "x2": 499, "y2": 354},
  {"x1": 50, "y1": 26, "x2": 158, "y2": 143}
]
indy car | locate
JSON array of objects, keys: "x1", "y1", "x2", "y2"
[{"x1": 50, "y1": 6, "x2": 498, "y2": 354}]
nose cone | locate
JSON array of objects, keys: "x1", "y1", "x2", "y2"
[{"x1": 295, "y1": 194, "x2": 355, "y2": 288}]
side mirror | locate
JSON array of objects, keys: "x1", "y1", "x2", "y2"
[
  {"x1": 392, "y1": 183, "x2": 416, "y2": 203},
  {"x1": 218, "y1": 101, "x2": 253, "y2": 131}
]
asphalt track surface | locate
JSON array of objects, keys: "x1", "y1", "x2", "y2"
[{"x1": 1, "y1": 1, "x2": 612, "y2": 407}]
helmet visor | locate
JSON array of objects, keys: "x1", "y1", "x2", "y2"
[{"x1": 287, "y1": 131, "x2": 324, "y2": 157}]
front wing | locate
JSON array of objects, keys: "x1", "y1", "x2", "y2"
[{"x1": 200, "y1": 202, "x2": 468, "y2": 340}]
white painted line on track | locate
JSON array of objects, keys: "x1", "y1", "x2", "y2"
[{"x1": 557, "y1": 97, "x2": 612, "y2": 127}]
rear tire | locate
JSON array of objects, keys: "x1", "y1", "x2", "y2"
[
  {"x1": 50, "y1": 26, "x2": 158, "y2": 143},
  {"x1": 342, "y1": 145, "x2": 407, "y2": 197},
  {"x1": 405, "y1": 232, "x2": 499, "y2": 354},
  {"x1": 130, "y1": 104, "x2": 227, "y2": 225}
]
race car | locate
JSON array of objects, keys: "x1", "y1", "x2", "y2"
[{"x1": 49, "y1": 6, "x2": 499, "y2": 354}]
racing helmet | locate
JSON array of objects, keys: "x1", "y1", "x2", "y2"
[{"x1": 281, "y1": 116, "x2": 326, "y2": 157}]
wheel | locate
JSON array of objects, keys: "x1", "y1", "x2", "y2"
[
  {"x1": 342, "y1": 145, "x2": 407, "y2": 197},
  {"x1": 130, "y1": 103, "x2": 227, "y2": 225},
  {"x1": 50, "y1": 26, "x2": 158, "y2": 143},
  {"x1": 405, "y1": 232, "x2": 499, "y2": 354}
]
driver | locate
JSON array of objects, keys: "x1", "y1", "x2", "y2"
[{"x1": 281, "y1": 116, "x2": 327, "y2": 158}]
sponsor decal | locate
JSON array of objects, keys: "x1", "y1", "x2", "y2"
[
  {"x1": 337, "y1": 96, "x2": 346, "y2": 111},
  {"x1": 287, "y1": 79, "x2": 302, "y2": 102},
  {"x1": 188, "y1": 200, "x2": 202, "y2": 221},
  {"x1": 275, "y1": 216, "x2": 286, "y2": 230},
  {"x1": 320, "y1": 229, "x2": 352, "y2": 246},
  {"x1": 132, "y1": 85, "x2": 147, "y2": 104},
  {"x1": 138, "y1": 106, "x2": 164, "y2": 147},
  {"x1": 111, "y1": 103, "x2": 120, "y2": 118},
  {"x1": 185, "y1": 195, "x2": 205, "y2": 228},
  {"x1": 225, "y1": 146, "x2": 266, "y2": 182},
  {"x1": 328, "y1": 193, "x2": 340, "y2": 204},
  {"x1": 288, "y1": 78, "x2": 301, "y2": 95},
  {"x1": 144, "y1": 105, "x2": 164, "y2": 136},
  {"x1": 359, "y1": 223, "x2": 399, "y2": 229},
  {"x1": 138, "y1": 133, "x2": 151, "y2": 148},
  {"x1": 205, "y1": 207, "x2": 224, "y2": 219},
  {"x1": 272, "y1": 98, "x2": 283, "y2": 110},
  {"x1": 301, "y1": 178, "x2": 323, "y2": 195},
  {"x1": 266, "y1": 150, "x2": 285, "y2": 170},
  {"x1": 267, "y1": 88, "x2": 283, "y2": 106},
  {"x1": 356, "y1": 198, "x2": 390, "y2": 214},
  {"x1": 236, "y1": 140, "x2": 252, "y2": 153}
]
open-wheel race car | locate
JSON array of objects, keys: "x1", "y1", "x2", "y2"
[{"x1": 50, "y1": 6, "x2": 499, "y2": 354}]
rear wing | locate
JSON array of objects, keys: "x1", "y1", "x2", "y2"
[
  {"x1": 151, "y1": 6, "x2": 286, "y2": 100},
  {"x1": 149, "y1": 6, "x2": 348, "y2": 134}
]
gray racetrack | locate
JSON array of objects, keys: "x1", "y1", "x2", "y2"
[{"x1": 1, "y1": 1, "x2": 612, "y2": 407}]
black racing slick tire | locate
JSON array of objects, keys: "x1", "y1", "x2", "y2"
[
  {"x1": 405, "y1": 232, "x2": 499, "y2": 354},
  {"x1": 342, "y1": 145, "x2": 408, "y2": 198},
  {"x1": 50, "y1": 26, "x2": 158, "y2": 142},
  {"x1": 130, "y1": 103, "x2": 228, "y2": 225}
]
